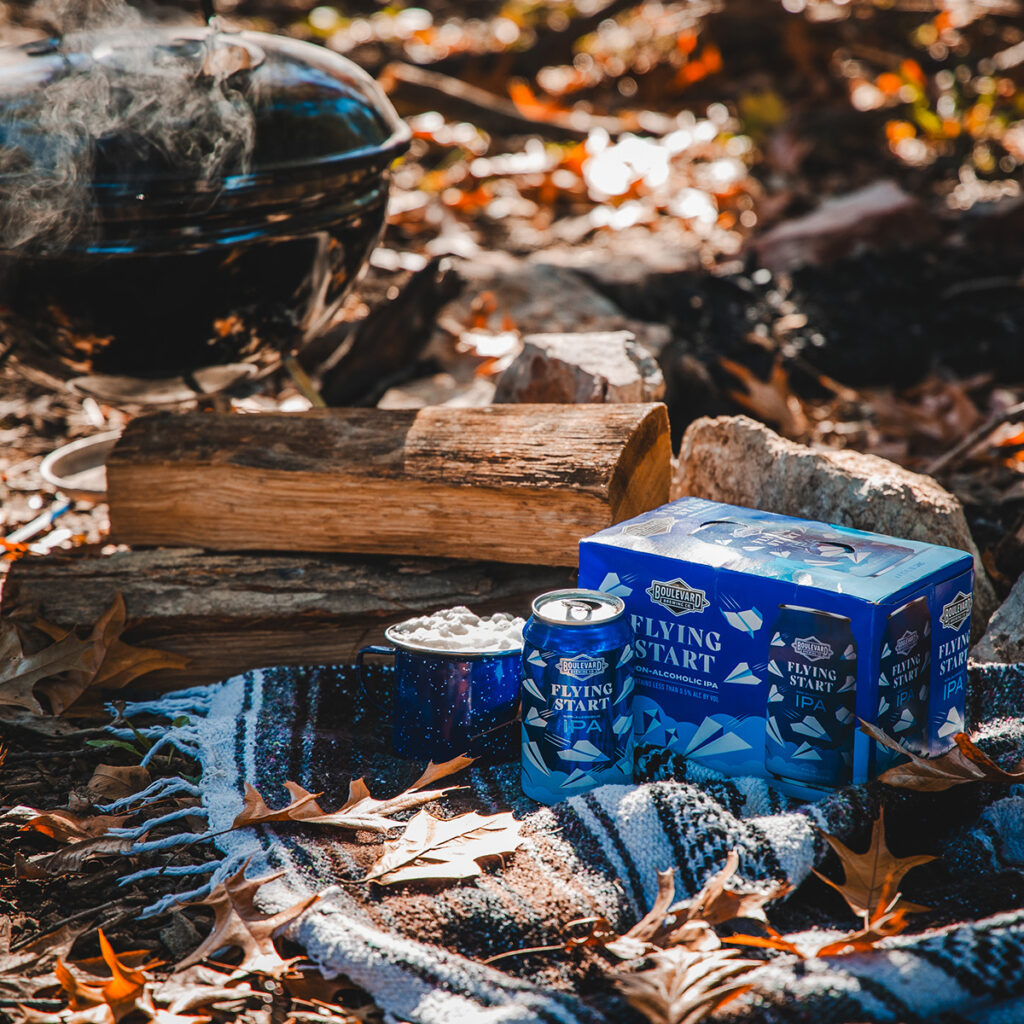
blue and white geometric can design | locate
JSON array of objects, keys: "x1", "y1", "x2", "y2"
[
  {"x1": 520, "y1": 589, "x2": 634, "y2": 804},
  {"x1": 873, "y1": 595, "x2": 931, "y2": 773},
  {"x1": 764, "y1": 604, "x2": 858, "y2": 790}
]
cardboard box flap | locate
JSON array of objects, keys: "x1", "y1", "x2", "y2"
[{"x1": 590, "y1": 497, "x2": 972, "y2": 602}]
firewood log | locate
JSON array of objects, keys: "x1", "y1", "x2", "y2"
[
  {"x1": 2, "y1": 547, "x2": 575, "y2": 687},
  {"x1": 106, "y1": 404, "x2": 671, "y2": 566}
]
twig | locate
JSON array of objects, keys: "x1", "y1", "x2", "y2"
[
  {"x1": 481, "y1": 942, "x2": 565, "y2": 965},
  {"x1": 283, "y1": 356, "x2": 326, "y2": 408},
  {"x1": 9, "y1": 899, "x2": 124, "y2": 949},
  {"x1": 926, "y1": 400, "x2": 1024, "y2": 476},
  {"x1": 381, "y1": 62, "x2": 628, "y2": 143}
]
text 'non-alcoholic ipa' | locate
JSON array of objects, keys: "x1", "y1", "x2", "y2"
[
  {"x1": 521, "y1": 589, "x2": 634, "y2": 804},
  {"x1": 764, "y1": 605, "x2": 857, "y2": 790}
]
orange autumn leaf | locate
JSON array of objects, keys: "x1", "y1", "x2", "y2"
[
  {"x1": 676, "y1": 30, "x2": 698, "y2": 55},
  {"x1": 720, "y1": 357, "x2": 809, "y2": 439},
  {"x1": 56, "y1": 929, "x2": 155, "y2": 1021},
  {"x1": 876, "y1": 72, "x2": 903, "y2": 96},
  {"x1": 886, "y1": 120, "x2": 916, "y2": 144},
  {"x1": 900, "y1": 59, "x2": 926, "y2": 86},
  {"x1": 813, "y1": 808, "x2": 934, "y2": 918},
  {"x1": 508, "y1": 80, "x2": 568, "y2": 122},
  {"x1": 863, "y1": 722, "x2": 1024, "y2": 791}
]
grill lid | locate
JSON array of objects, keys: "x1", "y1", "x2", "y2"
[{"x1": 0, "y1": 27, "x2": 409, "y2": 204}]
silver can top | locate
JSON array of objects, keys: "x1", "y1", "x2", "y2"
[{"x1": 532, "y1": 589, "x2": 625, "y2": 626}]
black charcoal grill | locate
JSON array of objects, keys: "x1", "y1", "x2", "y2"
[{"x1": 0, "y1": 21, "x2": 409, "y2": 394}]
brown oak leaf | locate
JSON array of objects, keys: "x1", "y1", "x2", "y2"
[
  {"x1": 614, "y1": 947, "x2": 759, "y2": 1024},
  {"x1": 86, "y1": 764, "x2": 152, "y2": 804},
  {"x1": 568, "y1": 855, "x2": 788, "y2": 960},
  {"x1": 720, "y1": 357, "x2": 809, "y2": 439},
  {"x1": 0, "y1": 921, "x2": 85, "y2": 978},
  {"x1": 16, "y1": 834, "x2": 135, "y2": 877},
  {"x1": 729, "y1": 868, "x2": 912, "y2": 959},
  {"x1": 862, "y1": 721, "x2": 1024, "y2": 791},
  {"x1": 34, "y1": 594, "x2": 189, "y2": 716},
  {"x1": 176, "y1": 865, "x2": 319, "y2": 974},
  {"x1": 813, "y1": 808, "x2": 934, "y2": 918},
  {"x1": 0, "y1": 618, "x2": 97, "y2": 714},
  {"x1": 365, "y1": 809, "x2": 523, "y2": 886},
  {"x1": 21, "y1": 808, "x2": 130, "y2": 844},
  {"x1": 232, "y1": 755, "x2": 473, "y2": 836},
  {"x1": 671, "y1": 850, "x2": 791, "y2": 929}
]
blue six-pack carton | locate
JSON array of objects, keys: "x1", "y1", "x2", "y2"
[{"x1": 578, "y1": 498, "x2": 974, "y2": 800}]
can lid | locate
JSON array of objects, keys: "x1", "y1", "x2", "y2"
[{"x1": 532, "y1": 589, "x2": 624, "y2": 625}]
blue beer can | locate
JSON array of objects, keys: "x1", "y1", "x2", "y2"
[
  {"x1": 873, "y1": 595, "x2": 930, "y2": 772},
  {"x1": 521, "y1": 589, "x2": 634, "y2": 804},
  {"x1": 764, "y1": 604, "x2": 857, "y2": 790}
]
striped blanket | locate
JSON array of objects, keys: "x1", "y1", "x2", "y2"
[{"x1": 119, "y1": 657, "x2": 1024, "y2": 1024}]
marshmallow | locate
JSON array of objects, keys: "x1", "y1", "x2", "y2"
[{"x1": 390, "y1": 606, "x2": 525, "y2": 653}]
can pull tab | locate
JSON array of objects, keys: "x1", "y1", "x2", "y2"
[{"x1": 566, "y1": 599, "x2": 599, "y2": 622}]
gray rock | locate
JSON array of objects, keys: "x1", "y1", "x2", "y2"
[
  {"x1": 748, "y1": 180, "x2": 938, "y2": 273},
  {"x1": 494, "y1": 331, "x2": 664, "y2": 405},
  {"x1": 676, "y1": 415, "x2": 997, "y2": 637},
  {"x1": 430, "y1": 254, "x2": 672, "y2": 357},
  {"x1": 971, "y1": 573, "x2": 1024, "y2": 665},
  {"x1": 377, "y1": 373, "x2": 495, "y2": 409}
]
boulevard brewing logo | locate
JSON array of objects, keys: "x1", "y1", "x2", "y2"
[
  {"x1": 940, "y1": 591, "x2": 973, "y2": 631},
  {"x1": 646, "y1": 578, "x2": 710, "y2": 616},
  {"x1": 557, "y1": 654, "x2": 608, "y2": 680},
  {"x1": 792, "y1": 636, "x2": 833, "y2": 662},
  {"x1": 895, "y1": 629, "x2": 919, "y2": 657}
]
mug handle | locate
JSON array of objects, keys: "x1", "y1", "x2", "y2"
[{"x1": 355, "y1": 644, "x2": 395, "y2": 714}]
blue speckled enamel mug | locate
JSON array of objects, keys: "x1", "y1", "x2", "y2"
[{"x1": 356, "y1": 626, "x2": 523, "y2": 762}]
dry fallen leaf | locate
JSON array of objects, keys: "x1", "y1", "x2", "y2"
[
  {"x1": 721, "y1": 357, "x2": 809, "y2": 439},
  {"x1": 0, "y1": 618, "x2": 97, "y2": 714},
  {"x1": 365, "y1": 809, "x2": 523, "y2": 886},
  {"x1": 813, "y1": 808, "x2": 934, "y2": 918},
  {"x1": 17, "y1": 834, "x2": 136, "y2": 877},
  {"x1": 728, "y1": 867, "x2": 912, "y2": 959},
  {"x1": 56, "y1": 929, "x2": 151, "y2": 1022},
  {"x1": 615, "y1": 947, "x2": 759, "y2": 1024},
  {"x1": 568, "y1": 855, "x2": 788, "y2": 960},
  {"x1": 671, "y1": 850, "x2": 790, "y2": 929},
  {"x1": 0, "y1": 922, "x2": 85, "y2": 978},
  {"x1": 22, "y1": 808, "x2": 129, "y2": 844},
  {"x1": 232, "y1": 755, "x2": 473, "y2": 836},
  {"x1": 280, "y1": 965, "x2": 355, "y2": 1004},
  {"x1": 149, "y1": 964, "x2": 257, "y2": 1014},
  {"x1": 567, "y1": 869, "x2": 683, "y2": 960},
  {"x1": 177, "y1": 865, "x2": 319, "y2": 975},
  {"x1": 87, "y1": 764, "x2": 152, "y2": 804},
  {"x1": 862, "y1": 721, "x2": 1024, "y2": 791},
  {"x1": 34, "y1": 594, "x2": 189, "y2": 716}
]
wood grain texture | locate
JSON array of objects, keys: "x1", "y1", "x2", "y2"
[
  {"x1": 2, "y1": 547, "x2": 575, "y2": 687},
  {"x1": 106, "y1": 404, "x2": 671, "y2": 565}
]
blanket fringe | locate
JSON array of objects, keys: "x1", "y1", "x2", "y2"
[
  {"x1": 135, "y1": 852, "x2": 250, "y2": 918},
  {"x1": 97, "y1": 777, "x2": 202, "y2": 814}
]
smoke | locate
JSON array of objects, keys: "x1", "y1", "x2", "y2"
[{"x1": 0, "y1": 0, "x2": 257, "y2": 253}]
